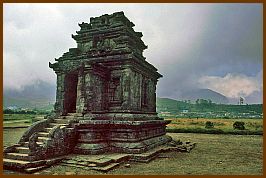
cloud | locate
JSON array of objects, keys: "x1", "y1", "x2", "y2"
[
  {"x1": 198, "y1": 71, "x2": 262, "y2": 99},
  {"x1": 3, "y1": 3, "x2": 263, "y2": 103},
  {"x1": 3, "y1": 4, "x2": 74, "y2": 90}
]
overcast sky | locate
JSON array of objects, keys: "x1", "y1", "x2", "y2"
[{"x1": 3, "y1": 3, "x2": 263, "y2": 103}]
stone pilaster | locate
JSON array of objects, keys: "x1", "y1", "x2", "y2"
[
  {"x1": 83, "y1": 64, "x2": 105, "y2": 112},
  {"x1": 121, "y1": 68, "x2": 131, "y2": 110},
  {"x1": 130, "y1": 71, "x2": 142, "y2": 110},
  {"x1": 54, "y1": 72, "x2": 66, "y2": 115},
  {"x1": 76, "y1": 68, "x2": 85, "y2": 113},
  {"x1": 83, "y1": 65, "x2": 93, "y2": 113},
  {"x1": 147, "y1": 79, "x2": 156, "y2": 112}
]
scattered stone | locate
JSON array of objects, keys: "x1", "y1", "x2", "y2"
[
  {"x1": 125, "y1": 163, "x2": 131, "y2": 168},
  {"x1": 168, "y1": 139, "x2": 183, "y2": 147},
  {"x1": 65, "y1": 172, "x2": 75, "y2": 175},
  {"x1": 217, "y1": 161, "x2": 223, "y2": 164},
  {"x1": 88, "y1": 163, "x2": 97, "y2": 167}
]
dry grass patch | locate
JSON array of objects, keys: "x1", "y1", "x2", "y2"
[{"x1": 166, "y1": 118, "x2": 263, "y2": 134}]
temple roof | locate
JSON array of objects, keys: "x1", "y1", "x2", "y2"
[{"x1": 50, "y1": 12, "x2": 161, "y2": 79}]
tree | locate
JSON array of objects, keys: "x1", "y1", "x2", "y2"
[
  {"x1": 205, "y1": 121, "x2": 214, "y2": 129},
  {"x1": 239, "y1": 97, "x2": 244, "y2": 105},
  {"x1": 233, "y1": 121, "x2": 245, "y2": 130}
]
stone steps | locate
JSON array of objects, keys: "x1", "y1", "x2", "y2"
[
  {"x1": 4, "y1": 158, "x2": 31, "y2": 170},
  {"x1": 4, "y1": 154, "x2": 67, "y2": 173},
  {"x1": 49, "y1": 123, "x2": 68, "y2": 127},
  {"x1": 64, "y1": 115, "x2": 76, "y2": 119},
  {"x1": 3, "y1": 113, "x2": 78, "y2": 173},
  {"x1": 4, "y1": 158, "x2": 30, "y2": 165},
  {"x1": 52, "y1": 119, "x2": 70, "y2": 124},
  {"x1": 92, "y1": 162, "x2": 120, "y2": 172},
  {"x1": 67, "y1": 113, "x2": 83, "y2": 117},
  {"x1": 16, "y1": 146, "x2": 30, "y2": 154},
  {"x1": 25, "y1": 165, "x2": 48, "y2": 174},
  {"x1": 44, "y1": 127, "x2": 54, "y2": 132},
  {"x1": 37, "y1": 136, "x2": 51, "y2": 143},
  {"x1": 38, "y1": 132, "x2": 49, "y2": 137},
  {"x1": 5, "y1": 153, "x2": 31, "y2": 161},
  {"x1": 4, "y1": 158, "x2": 46, "y2": 170},
  {"x1": 23, "y1": 141, "x2": 44, "y2": 147}
]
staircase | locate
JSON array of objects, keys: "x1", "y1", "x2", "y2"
[{"x1": 4, "y1": 113, "x2": 80, "y2": 173}]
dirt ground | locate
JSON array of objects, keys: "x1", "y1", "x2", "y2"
[{"x1": 3, "y1": 129, "x2": 263, "y2": 175}]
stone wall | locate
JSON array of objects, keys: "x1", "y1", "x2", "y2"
[
  {"x1": 74, "y1": 119, "x2": 171, "y2": 154},
  {"x1": 116, "y1": 66, "x2": 158, "y2": 113},
  {"x1": 83, "y1": 65, "x2": 105, "y2": 112}
]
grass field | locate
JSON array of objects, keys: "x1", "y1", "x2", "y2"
[
  {"x1": 165, "y1": 118, "x2": 263, "y2": 135},
  {"x1": 3, "y1": 129, "x2": 263, "y2": 175},
  {"x1": 3, "y1": 114, "x2": 263, "y2": 174},
  {"x1": 3, "y1": 114, "x2": 45, "y2": 128},
  {"x1": 3, "y1": 128, "x2": 28, "y2": 149},
  {"x1": 3, "y1": 114, "x2": 36, "y2": 121}
]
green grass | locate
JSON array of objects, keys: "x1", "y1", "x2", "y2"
[
  {"x1": 165, "y1": 118, "x2": 263, "y2": 135},
  {"x1": 3, "y1": 128, "x2": 28, "y2": 148},
  {"x1": 3, "y1": 114, "x2": 45, "y2": 128},
  {"x1": 166, "y1": 127, "x2": 263, "y2": 135},
  {"x1": 3, "y1": 114, "x2": 36, "y2": 121},
  {"x1": 4, "y1": 131, "x2": 262, "y2": 175}
]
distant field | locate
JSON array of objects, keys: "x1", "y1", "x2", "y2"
[
  {"x1": 3, "y1": 114, "x2": 263, "y2": 135},
  {"x1": 165, "y1": 118, "x2": 263, "y2": 135},
  {"x1": 4, "y1": 114, "x2": 36, "y2": 120},
  {"x1": 3, "y1": 114, "x2": 45, "y2": 128}
]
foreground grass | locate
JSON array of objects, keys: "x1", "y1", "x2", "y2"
[
  {"x1": 166, "y1": 118, "x2": 263, "y2": 135},
  {"x1": 3, "y1": 128, "x2": 263, "y2": 175},
  {"x1": 3, "y1": 128, "x2": 28, "y2": 149}
]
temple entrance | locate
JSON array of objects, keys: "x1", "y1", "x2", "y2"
[{"x1": 64, "y1": 72, "x2": 78, "y2": 114}]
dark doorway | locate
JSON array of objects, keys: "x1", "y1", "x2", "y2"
[{"x1": 64, "y1": 72, "x2": 78, "y2": 114}]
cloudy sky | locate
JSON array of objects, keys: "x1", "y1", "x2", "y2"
[{"x1": 3, "y1": 3, "x2": 263, "y2": 103}]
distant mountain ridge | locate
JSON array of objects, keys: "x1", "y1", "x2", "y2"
[
  {"x1": 3, "y1": 80, "x2": 56, "y2": 109},
  {"x1": 179, "y1": 88, "x2": 229, "y2": 104},
  {"x1": 156, "y1": 97, "x2": 262, "y2": 114},
  {"x1": 3, "y1": 81, "x2": 229, "y2": 109}
]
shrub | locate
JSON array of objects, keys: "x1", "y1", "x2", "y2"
[
  {"x1": 205, "y1": 121, "x2": 214, "y2": 129},
  {"x1": 233, "y1": 121, "x2": 245, "y2": 130}
]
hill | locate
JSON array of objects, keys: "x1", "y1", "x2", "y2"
[
  {"x1": 3, "y1": 81, "x2": 262, "y2": 116},
  {"x1": 179, "y1": 88, "x2": 229, "y2": 104},
  {"x1": 3, "y1": 80, "x2": 55, "y2": 110},
  {"x1": 156, "y1": 97, "x2": 262, "y2": 118}
]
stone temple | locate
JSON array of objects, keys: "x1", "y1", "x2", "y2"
[
  {"x1": 4, "y1": 12, "x2": 194, "y2": 173},
  {"x1": 49, "y1": 11, "x2": 171, "y2": 154}
]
